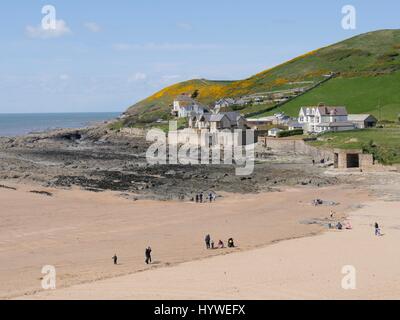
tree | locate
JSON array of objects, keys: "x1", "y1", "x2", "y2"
[{"x1": 191, "y1": 90, "x2": 199, "y2": 99}]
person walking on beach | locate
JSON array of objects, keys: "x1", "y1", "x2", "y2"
[
  {"x1": 199, "y1": 193, "x2": 204, "y2": 203},
  {"x1": 209, "y1": 193, "x2": 213, "y2": 203},
  {"x1": 112, "y1": 254, "x2": 118, "y2": 265},
  {"x1": 375, "y1": 222, "x2": 381, "y2": 236},
  {"x1": 195, "y1": 194, "x2": 199, "y2": 203},
  {"x1": 205, "y1": 234, "x2": 211, "y2": 249},
  {"x1": 145, "y1": 247, "x2": 152, "y2": 264}
]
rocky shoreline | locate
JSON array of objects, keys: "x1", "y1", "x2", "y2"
[{"x1": 0, "y1": 125, "x2": 340, "y2": 201}]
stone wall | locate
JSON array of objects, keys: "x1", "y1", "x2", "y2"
[
  {"x1": 359, "y1": 154, "x2": 374, "y2": 169},
  {"x1": 170, "y1": 129, "x2": 258, "y2": 147},
  {"x1": 258, "y1": 137, "x2": 334, "y2": 162}
]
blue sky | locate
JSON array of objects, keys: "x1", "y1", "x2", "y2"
[{"x1": 0, "y1": 0, "x2": 399, "y2": 113}]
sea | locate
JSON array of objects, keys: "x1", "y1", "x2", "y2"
[{"x1": 0, "y1": 112, "x2": 120, "y2": 137}]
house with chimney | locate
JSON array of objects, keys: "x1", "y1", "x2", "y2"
[
  {"x1": 298, "y1": 104, "x2": 355, "y2": 133},
  {"x1": 189, "y1": 111, "x2": 247, "y2": 133}
]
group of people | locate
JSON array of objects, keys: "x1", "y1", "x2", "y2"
[
  {"x1": 328, "y1": 210, "x2": 352, "y2": 231},
  {"x1": 194, "y1": 193, "x2": 216, "y2": 203},
  {"x1": 329, "y1": 212, "x2": 383, "y2": 237},
  {"x1": 110, "y1": 219, "x2": 383, "y2": 268},
  {"x1": 111, "y1": 234, "x2": 237, "y2": 267},
  {"x1": 331, "y1": 221, "x2": 352, "y2": 230},
  {"x1": 112, "y1": 246, "x2": 153, "y2": 266},
  {"x1": 205, "y1": 234, "x2": 235, "y2": 250}
]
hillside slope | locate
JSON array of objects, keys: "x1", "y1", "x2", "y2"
[
  {"x1": 125, "y1": 29, "x2": 400, "y2": 124},
  {"x1": 264, "y1": 72, "x2": 400, "y2": 121}
]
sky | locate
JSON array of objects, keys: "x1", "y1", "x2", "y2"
[{"x1": 0, "y1": 0, "x2": 399, "y2": 113}]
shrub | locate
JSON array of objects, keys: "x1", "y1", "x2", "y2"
[
  {"x1": 108, "y1": 120, "x2": 124, "y2": 131},
  {"x1": 362, "y1": 140, "x2": 397, "y2": 165},
  {"x1": 277, "y1": 129, "x2": 304, "y2": 138}
]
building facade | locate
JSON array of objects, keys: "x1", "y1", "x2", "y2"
[
  {"x1": 172, "y1": 95, "x2": 206, "y2": 118},
  {"x1": 348, "y1": 114, "x2": 378, "y2": 129},
  {"x1": 189, "y1": 112, "x2": 247, "y2": 133},
  {"x1": 298, "y1": 105, "x2": 355, "y2": 133}
]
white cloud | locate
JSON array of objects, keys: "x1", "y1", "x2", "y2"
[
  {"x1": 176, "y1": 22, "x2": 193, "y2": 31},
  {"x1": 128, "y1": 73, "x2": 147, "y2": 82},
  {"x1": 112, "y1": 42, "x2": 222, "y2": 52},
  {"x1": 26, "y1": 20, "x2": 71, "y2": 39},
  {"x1": 84, "y1": 22, "x2": 101, "y2": 33}
]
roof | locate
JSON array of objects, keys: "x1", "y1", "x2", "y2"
[
  {"x1": 348, "y1": 114, "x2": 377, "y2": 122},
  {"x1": 316, "y1": 122, "x2": 355, "y2": 128},
  {"x1": 246, "y1": 117, "x2": 275, "y2": 123},
  {"x1": 216, "y1": 98, "x2": 235, "y2": 104},
  {"x1": 317, "y1": 106, "x2": 348, "y2": 116},
  {"x1": 301, "y1": 106, "x2": 348, "y2": 116},
  {"x1": 201, "y1": 114, "x2": 226, "y2": 122},
  {"x1": 193, "y1": 111, "x2": 242, "y2": 124},
  {"x1": 175, "y1": 94, "x2": 195, "y2": 103},
  {"x1": 181, "y1": 103, "x2": 205, "y2": 110},
  {"x1": 223, "y1": 112, "x2": 242, "y2": 122},
  {"x1": 288, "y1": 121, "x2": 303, "y2": 128}
]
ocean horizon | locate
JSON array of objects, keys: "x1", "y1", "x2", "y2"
[{"x1": 0, "y1": 112, "x2": 121, "y2": 137}]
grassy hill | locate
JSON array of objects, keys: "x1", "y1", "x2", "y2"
[
  {"x1": 262, "y1": 72, "x2": 400, "y2": 121},
  {"x1": 123, "y1": 29, "x2": 400, "y2": 125}
]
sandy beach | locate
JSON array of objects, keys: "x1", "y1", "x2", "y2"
[
  {"x1": 19, "y1": 199, "x2": 400, "y2": 300},
  {"x1": 0, "y1": 181, "x2": 369, "y2": 299}
]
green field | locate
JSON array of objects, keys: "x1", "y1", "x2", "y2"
[
  {"x1": 309, "y1": 128, "x2": 400, "y2": 165},
  {"x1": 264, "y1": 72, "x2": 400, "y2": 121}
]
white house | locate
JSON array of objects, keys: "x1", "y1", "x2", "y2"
[
  {"x1": 298, "y1": 104, "x2": 355, "y2": 133},
  {"x1": 215, "y1": 98, "x2": 236, "y2": 109},
  {"x1": 172, "y1": 95, "x2": 206, "y2": 118}
]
